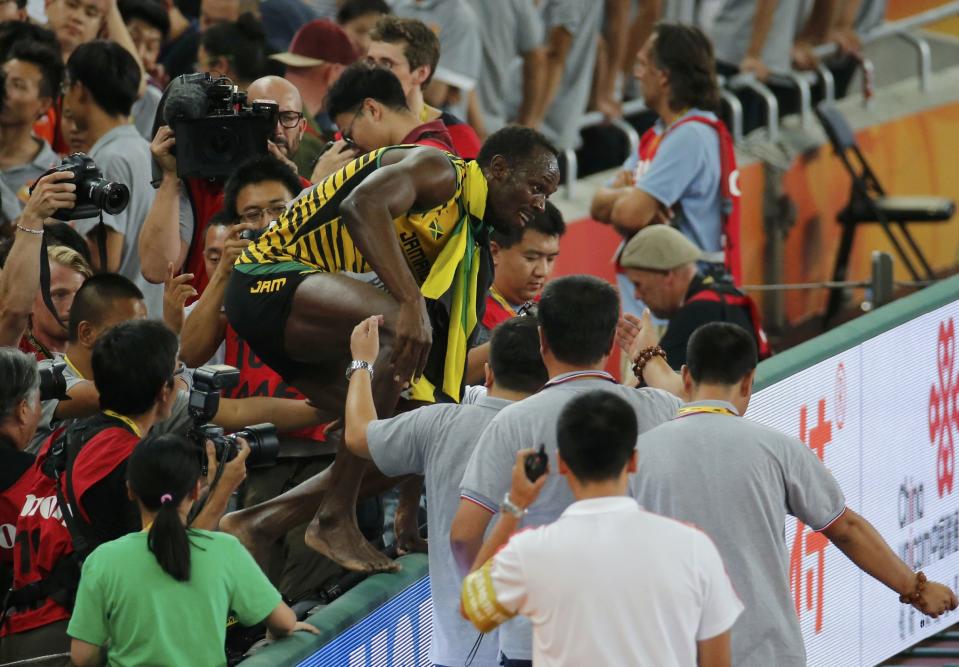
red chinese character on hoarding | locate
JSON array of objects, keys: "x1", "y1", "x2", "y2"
[
  {"x1": 928, "y1": 319, "x2": 958, "y2": 497},
  {"x1": 789, "y1": 399, "x2": 832, "y2": 634}
]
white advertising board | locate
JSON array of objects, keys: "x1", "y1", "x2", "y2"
[{"x1": 747, "y1": 300, "x2": 959, "y2": 666}]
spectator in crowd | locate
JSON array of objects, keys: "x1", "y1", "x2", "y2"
[
  {"x1": 0, "y1": 22, "x2": 60, "y2": 154},
  {"x1": 0, "y1": 0, "x2": 26, "y2": 22},
  {"x1": 336, "y1": 0, "x2": 389, "y2": 56},
  {"x1": 462, "y1": 391, "x2": 742, "y2": 667},
  {"x1": 160, "y1": 0, "x2": 239, "y2": 80},
  {"x1": 63, "y1": 41, "x2": 160, "y2": 315},
  {"x1": 392, "y1": 0, "x2": 480, "y2": 122},
  {"x1": 634, "y1": 323, "x2": 959, "y2": 665},
  {"x1": 530, "y1": 0, "x2": 604, "y2": 151},
  {"x1": 473, "y1": 0, "x2": 545, "y2": 137},
  {"x1": 343, "y1": 314, "x2": 548, "y2": 667},
  {"x1": 258, "y1": 0, "x2": 318, "y2": 55},
  {"x1": 268, "y1": 19, "x2": 358, "y2": 175},
  {"x1": 0, "y1": 348, "x2": 42, "y2": 586},
  {"x1": 451, "y1": 274, "x2": 681, "y2": 666},
  {"x1": 20, "y1": 245, "x2": 92, "y2": 361},
  {"x1": 823, "y1": 0, "x2": 886, "y2": 97},
  {"x1": 67, "y1": 433, "x2": 318, "y2": 667},
  {"x1": 616, "y1": 224, "x2": 769, "y2": 391},
  {"x1": 367, "y1": 16, "x2": 481, "y2": 159},
  {"x1": 246, "y1": 75, "x2": 310, "y2": 179},
  {"x1": 0, "y1": 40, "x2": 61, "y2": 215},
  {"x1": 44, "y1": 0, "x2": 107, "y2": 62},
  {"x1": 118, "y1": 0, "x2": 168, "y2": 139},
  {"x1": 1, "y1": 319, "x2": 237, "y2": 663},
  {"x1": 197, "y1": 12, "x2": 270, "y2": 89},
  {"x1": 314, "y1": 63, "x2": 453, "y2": 182},
  {"x1": 590, "y1": 23, "x2": 731, "y2": 272}
]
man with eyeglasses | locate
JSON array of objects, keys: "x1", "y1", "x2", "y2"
[{"x1": 247, "y1": 75, "x2": 308, "y2": 179}]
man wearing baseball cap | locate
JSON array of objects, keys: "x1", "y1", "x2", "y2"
[
  {"x1": 270, "y1": 19, "x2": 359, "y2": 175},
  {"x1": 617, "y1": 224, "x2": 770, "y2": 392}
]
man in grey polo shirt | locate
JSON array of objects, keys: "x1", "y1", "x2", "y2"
[
  {"x1": 342, "y1": 315, "x2": 547, "y2": 667},
  {"x1": 635, "y1": 322, "x2": 958, "y2": 666},
  {"x1": 452, "y1": 274, "x2": 681, "y2": 666},
  {"x1": 61, "y1": 41, "x2": 160, "y2": 317}
]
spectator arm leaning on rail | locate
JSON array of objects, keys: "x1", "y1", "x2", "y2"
[
  {"x1": 828, "y1": 0, "x2": 864, "y2": 54},
  {"x1": 0, "y1": 171, "x2": 77, "y2": 347},
  {"x1": 739, "y1": 0, "x2": 779, "y2": 81},
  {"x1": 526, "y1": 21, "x2": 574, "y2": 130},
  {"x1": 791, "y1": 0, "x2": 840, "y2": 71}
]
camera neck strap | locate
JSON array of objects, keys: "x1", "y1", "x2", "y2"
[
  {"x1": 38, "y1": 231, "x2": 67, "y2": 331},
  {"x1": 94, "y1": 211, "x2": 107, "y2": 275}
]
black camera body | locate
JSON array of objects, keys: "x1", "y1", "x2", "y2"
[
  {"x1": 163, "y1": 73, "x2": 278, "y2": 181},
  {"x1": 36, "y1": 154, "x2": 130, "y2": 221},
  {"x1": 188, "y1": 364, "x2": 279, "y2": 468},
  {"x1": 38, "y1": 360, "x2": 68, "y2": 402}
]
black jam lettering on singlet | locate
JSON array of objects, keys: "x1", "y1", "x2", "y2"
[{"x1": 400, "y1": 231, "x2": 431, "y2": 283}]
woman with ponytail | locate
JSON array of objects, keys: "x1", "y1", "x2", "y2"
[{"x1": 66, "y1": 433, "x2": 317, "y2": 667}]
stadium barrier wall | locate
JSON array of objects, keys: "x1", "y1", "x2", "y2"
[{"x1": 241, "y1": 272, "x2": 959, "y2": 667}]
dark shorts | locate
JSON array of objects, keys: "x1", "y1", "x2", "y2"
[{"x1": 224, "y1": 264, "x2": 311, "y2": 383}]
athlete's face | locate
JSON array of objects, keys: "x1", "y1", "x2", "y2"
[{"x1": 484, "y1": 148, "x2": 560, "y2": 233}]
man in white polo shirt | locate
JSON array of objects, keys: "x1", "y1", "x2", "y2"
[{"x1": 462, "y1": 390, "x2": 742, "y2": 667}]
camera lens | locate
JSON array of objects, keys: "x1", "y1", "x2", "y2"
[
  {"x1": 237, "y1": 423, "x2": 279, "y2": 467},
  {"x1": 86, "y1": 179, "x2": 130, "y2": 215}
]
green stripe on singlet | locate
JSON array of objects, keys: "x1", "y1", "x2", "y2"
[{"x1": 233, "y1": 261, "x2": 317, "y2": 276}]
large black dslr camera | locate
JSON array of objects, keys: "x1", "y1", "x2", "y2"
[
  {"x1": 188, "y1": 364, "x2": 279, "y2": 468},
  {"x1": 35, "y1": 153, "x2": 130, "y2": 221},
  {"x1": 163, "y1": 73, "x2": 278, "y2": 181},
  {"x1": 38, "y1": 360, "x2": 68, "y2": 401}
]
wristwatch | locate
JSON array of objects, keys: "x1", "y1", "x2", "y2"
[
  {"x1": 345, "y1": 360, "x2": 374, "y2": 381},
  {"x1": 501, "y1": 493, "x2": 527, "y2": 519}
]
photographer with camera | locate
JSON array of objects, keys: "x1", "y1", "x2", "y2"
[
  {"x1": 139, "y1": 73, "x2": 281, "y2": 296},
  {"x1": 0, "y1": 169, "x2": 76, "y2": 350},
  {"x1": 62, "y1": 40, "x2": 160, "y2": 314},
  {"x1": 0, "y1": 319, "x2": 246, "y2": 664},
  {"x1": 67, "y1": 433, "x2": 318, "y2": 667}
]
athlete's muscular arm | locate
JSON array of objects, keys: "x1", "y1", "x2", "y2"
[{"x1": 339, "y1": 147, "x2": 458, "y2": 384}]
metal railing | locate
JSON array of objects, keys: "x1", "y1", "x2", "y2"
[{"x1": 564, "y1": 1, "x2": 959, "y2": 198}]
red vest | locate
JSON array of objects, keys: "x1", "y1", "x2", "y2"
[
  {"x1": 183, "y1": 178, "x2": 226, "y2": 297},
  {"x1": 636, "y1": 115, "x2": 742, "y2": 284},
  {"x1": 440, "y1": 111, "x2": 481, "y2": 160},
  {"x1": 686, "y1": 282, "x2": 772, "y2": 359},
  {"x1": 223, "y1": 325, "x2": 327, "y2": 441},
  {"x1": 4, "y1": 424, "x2": 138, "y2": 636},
  {"x1": 0, "y1": 453, "x2": 36, "y2": 569}
]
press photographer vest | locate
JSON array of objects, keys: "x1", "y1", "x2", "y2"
[
  {"x1": 2, "y1": 415, "x2": 139, "y2": 636},
  {"x1": 636, "y1": 115, "x2": 742, "y2": 284},
  {"x1": 223, "y1": 325, "x2": 327, "y2": 442},
  {"x1": 0, "y1": 446, "x2": 35, "y2": 580},
  {"x1": 687, "y1": 277, "x2": 772, "y2": 360},
  {"x1": 183, "y1": 178, "x2": 226, "y2": 296}
]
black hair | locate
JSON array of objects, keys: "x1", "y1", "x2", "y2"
[
  {"x1": 0, "y1": 347, "x2": 38, "y2": 421},
  {"x1": 651, "y1": 22, "x2": 720, "y2": 113},
  {"x1": 92, "y1": 319, "x2": 177, "y2": 415},
  {"x1": 686, "y1": 322, "x2": 758, "y2": 385},
  {"x1": 45, "y1": 221, "x2": 93, "y2": 265},
  {"x1": 557, "y1": 391, "x2": 638, "y2": 482},
  {"x1": 8, "y1": 39, "x2": 63, "y2": 99},
  {"x1": 127, "y1": 433, "x2": 202, "y2": 581},
  {"x1": 0, "y1": 21, "x2": 58, "y2": 61},
  {"x1": 66, "y1": 40, "x2": 140, "y2": 117},
  {"x1": 337, "y1": 0, "x2": 389, "y2": 24},
  {"x1": 477, "y1": 126, "x2": 558, "y2": 171},
  {"x1": 200, "y1": 13, "x2": 269, "y2": 84},
  {"x1": 489, "y1": 315, "x2": 548, "y2": 394},
  {"x1": 222, "y1": 154, "x2": 301, "y2": 220},
  {"x1": 118, "y1": 0, "x2": 171, "y2": 38},
  {"x1": 68, "y1": 273, "x2": 144, "y2": 342},
  {"x1": 538, "y1": 275, "x2": 619, "y2": 366},
  {"x1": 207, "y1": 208, "x2": 236, "y2": 227},
  {"x1": 326, "y1": 62, "x2": 408, "y2": 119},
  {"x1": 490, "y1": 200, "x2": 566, "y2": 249}
]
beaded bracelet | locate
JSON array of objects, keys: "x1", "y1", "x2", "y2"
[
  {"x1": 632, "y1": 345, "x2": 667, "y2": 381},
  {"x1": 899, "y1": 571, "x2": 927, "y2": 604},
  {"x1": 15, "y1": 223, "x2": 43, "y2": 235}
]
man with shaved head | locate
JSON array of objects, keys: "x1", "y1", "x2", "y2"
[{"x1": 247, "y1": 75, "x2": 308, "y2": 176}]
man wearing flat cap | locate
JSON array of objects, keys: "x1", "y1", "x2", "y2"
[{"x1": 618, "y1": 225, "x2": 770, "y2": 389}]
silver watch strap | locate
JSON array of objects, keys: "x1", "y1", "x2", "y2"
[
  {"x1": 346, "y1": 360, "x2": 374, "y2": 381},
  {"x1": 501, "y1": 492, "x2": 526, "y2": 519}
]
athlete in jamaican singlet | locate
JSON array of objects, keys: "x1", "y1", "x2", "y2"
[{"x1": 222, "y1": 129, "x2": 560, "y2": 574}]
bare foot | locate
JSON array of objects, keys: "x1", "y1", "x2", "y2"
[
  {"x1": 305, "y1": 508, "x2": 399, "y2": 573},
  {"x1": 220, "y1": 510, "x2": 274, "y2": 569}
]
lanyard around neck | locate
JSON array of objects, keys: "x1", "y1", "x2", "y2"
[
  {"x1": 543, "y1": 370, "x2": 616, "y2": 389},
  {"x1": 676, "y1": 405, "x2": 738, "y2": 419},
  {"x1": 103, "y1": 409, "x2": 143, "y2": 438},
  {"x1": 63, "y1": 354, "x2": 84, "y2": 380}
]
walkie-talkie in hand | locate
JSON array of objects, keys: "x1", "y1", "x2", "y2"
[{"x1": 524, "y1": 444, "x2": 549, "y2": 482}]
